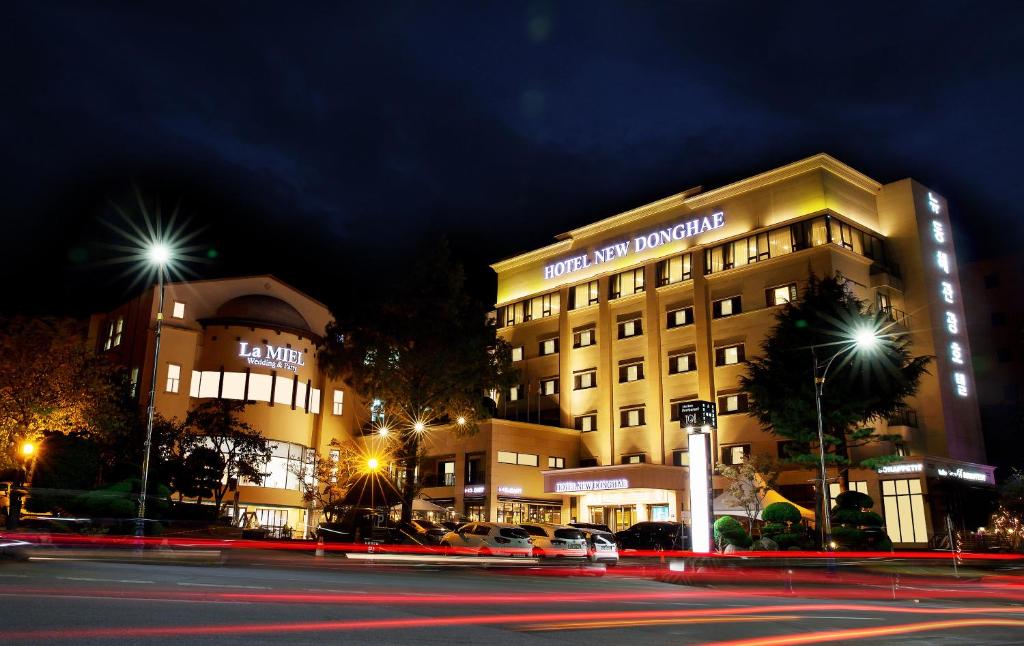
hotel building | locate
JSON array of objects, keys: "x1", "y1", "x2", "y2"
[
  {"x1": 89, "y1": 276, "x2": 358, "y2": 538},
  {"x1": 459, "y1": 153, "x2": 993, "y2": 546}
]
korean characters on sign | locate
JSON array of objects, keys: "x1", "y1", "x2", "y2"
[{"x1": 928, "y1": 192, "x2": 970, "y2": 398}]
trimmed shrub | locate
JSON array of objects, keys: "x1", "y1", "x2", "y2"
[
  {"x1": 762, "y1": 502, "x2": 801, "y2": 525},
  {"x1": 834, "y1": 490, "x2": 873, "y2": 511},
  {"x1": 762, "y1": 522, "x2": 787, "y2": 537},
  {"x1": 860, "y1": 511, "x2": 883, "y2": 527},
  {"x1": 714, "y1": 516, "x2": 751, "y2": 549}
]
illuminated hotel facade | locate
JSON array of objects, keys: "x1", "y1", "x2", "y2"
[
  {"x1": 478, "y1": 154, "x2": 994, "y2": 545},
  {"x1": 89, "y1": 276, "x2": 357, "y2": 538}
]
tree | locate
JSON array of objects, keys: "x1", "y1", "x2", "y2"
[
  {"x1": 717, "y1": 455, "x2": 780, "y2": 534},
  {"x1": 173, "y1": 400, "x2": 273, "y2": 518},
  {"x1": 320, "y1": 240, "x2": 517, "y2": 524},
  {"x1": 292, "y1": 439, "x2": 362, "y2": 524},
  {"x1": 713, "y1": 516, "x2": 751, "y2": 551},
  {"x1": 0, "y1": 317, "x2": 131, "y2": 470},
  {"x1": 740, "y1": 274, "x2": 930, "y2": 487}
]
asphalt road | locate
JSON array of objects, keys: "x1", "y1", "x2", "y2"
[{"x1": 1, "y1": 553, "x2": 1022, "y2": 645}]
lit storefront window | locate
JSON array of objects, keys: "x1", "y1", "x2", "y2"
[
  {"x1": 496, "y1": 500, "x2": 561, "y2": 525},
  {"x1": 881, "y1": 479, "x2": 928, "y2": 543}
]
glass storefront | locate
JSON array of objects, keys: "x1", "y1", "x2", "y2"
[
  {"x1": 496, "y1": 499, "x2": 561, "y2": 524},
  {"x1": 465, "y1": 501, "x2": 486, "y2": 521},
  {"x1": 590, "y1": 505, "x2": 636, "y2": 531}
]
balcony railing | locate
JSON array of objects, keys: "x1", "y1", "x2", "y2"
[
  {"x1": 879, "y1": 305, "x2": 912, "y2": 330},
  {"x1": 887, "y1": 407, "x2": 919, "y2": 428}
]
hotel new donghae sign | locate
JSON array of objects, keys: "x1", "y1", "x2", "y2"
[
  {"x1": 543, "y1": 211, "x2": 726, "y2": 280},
  {"x1": 554, "y1": 478, "x2": 629, "y2": 493},
  {"x1": 238, "y1": 342, "x2": 305, "y2": 373}
]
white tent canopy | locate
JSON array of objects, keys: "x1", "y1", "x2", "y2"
[
  {"x1": 391, "y1": 497, "x2": 450, "y2": 513},
  {"x1": 711, "y1": 487, "x2": 815, "y2": 522}
]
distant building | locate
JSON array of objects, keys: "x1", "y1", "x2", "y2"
[
  {"x1": 962, "y1": 256, "x2": 1024, "y2": 476},
  {"x1": 90, "y1": 275, "x2": 356, "y2": 537}
]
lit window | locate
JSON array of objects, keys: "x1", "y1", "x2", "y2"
[
  {"x1": 609, "y1": 268, "x2": 645, "y2": 299},
  {"x1": 172, "y1": 301, "x2": 186, "y2": 319},
  {"x1": 619, "y1": 360, "x2": 644, "y2": 383},
  {"x1": 129, "y1": 367, "x2": 139, "y2": 398},
  {"x1": 767, "y1": 284, "x2": 797, "y2": 306},
  {"x1": 539, "y1": 338, "x2": 559, "y2": 356},
  {"x1": 498, "y1": 451, "x2": 517, "y2": 464},
  {"x1": 668, "y1": 353, "x2": 695, "y2": 374},
  {"x1": 718, "y1": 393, "x2": 748, "y2": 415},
  {"x1": 509, "y1": 385, "x2": 522, "y2": 402},
  {"x1": 518, "y1": 453, "x2": 539, "y2": 467},
  {"x1": 574, "y1": 369, "x2": 596, "y2": 390},
  {"x1": 332, "y1": 390, "x2": 344, "y2": 415},
  {"x1": 104, "y1": 322, "x2": 114, "y2": 350},
  {"x1": 622, "y1": 454, "x2": 645, "y2": 464},
  {"x1": 548, "y1": 456, "x2": 565, "y2": 469},
  {"x1": 672, "y1": 450, "x2": 689, "y2": 467},
  {"x1": 570, "y1": 281, "x2": 599, "y2": 309},
  {"x1": 573, "y1": 328, "x2": 595, "y2": 348},
  {"x1": 575, "y1": 414, "x2": 596, "y2": 432},
  {"x1": 371, "y1": 399, "x2": 385, "y2": 423},
  {"x1": 620, "y1": 407, "x2": 645, "y2": 427},
  {"x1": 511, "y1": 346, "x2": 524, "y2": 362},
  {"x1": 618, "y1": 318, "x2": 642, "y2": 339},
  {"x1": 716, "y1": 345, "x2": 744, "y2": 366},
  {"x1": 113, "y1": 317, "x2": 124, "y2": 347},
  {"x1": 723, "y1": 445, "x2": 749, "y2": 465},
  {"x1": 540, "y1": 377, "x2": 559, "y2": 395},
  {"x1": 667, "y1": 307, "x2": 693, "y2": 328},
  {"x1": 882, "y1": 479, "x2": 928, "y2": 543},
  {"x1": 165, "y1": 363, "x2": 181, "y2": 393},
  {"x1": 713, "y1": 297, "x2": 741, "y2": 318}
]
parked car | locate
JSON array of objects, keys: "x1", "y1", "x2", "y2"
[
  {"x1": 402, "y1": 519, "x2": 448, "y2": 545},
  {"x1": 441, "y1": 522, "x2": 533, "y2": 557},
  {"x1": 615, "y1": 521, "x2": 687, "y2": 551},
  {"x1": 579, "y1": 528, "x2": 619, "y2": 565},
  {"x1": 519, "y1": 523, "x2": 587, "y2": 559},
  {"x1": 569, "y1": 522, "x2": 613, "y2": 534}
]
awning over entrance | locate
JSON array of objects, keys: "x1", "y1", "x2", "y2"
[
  {"x1": 542, "y1": 463, "x2": 686, "y2": 494},
  {"x1": 711, "y1": 487, "x2": 815, "y2": 522}
]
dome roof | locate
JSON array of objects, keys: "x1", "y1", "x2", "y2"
[{"x1": 213, "y1": 294, "x2": 311, "y2": 333}]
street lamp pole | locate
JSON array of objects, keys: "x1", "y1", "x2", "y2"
[{"x1": 136, "y1": 247, "x2": 169, "y2": 538}]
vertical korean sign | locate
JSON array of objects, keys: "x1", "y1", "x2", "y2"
[{"x1": 925, "y1": 191, "x2": 972, "y2": 400}]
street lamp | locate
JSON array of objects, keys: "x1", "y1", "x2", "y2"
[
  {"x1": 413, "y1": 421, "x2": 425, "y2": 433},
  {"x1": 811, "y1": 326, "x2": 879, "y2": 550},
  {"x1": 137, "y1": 241, "x2": 172, "y2": 538},
  {"x1": 20, "y1": 442, "x2": 35, "y2": 459},
  {"x1": 367, "y1": 457, "x2": 380, "y2": 472}
]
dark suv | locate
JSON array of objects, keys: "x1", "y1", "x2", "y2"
[{"x1": 615, "y1": 521, "x2": 687, "y2": 550}]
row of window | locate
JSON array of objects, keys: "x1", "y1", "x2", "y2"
[
  {"x1": 704, "y1": 215, "x2": 888, "y2": 275},
  {"x1": 568, "y1": 393, "x2": 749, "y2": 432},
  {"x1": 164, "y1": 364, "x2": 328, "y2": 415},
  {"x1": 103, "y1": 301, "x2": 189, "y2": 351},
  {"x1": 496, "y1": 451, "x2": 566, "y2": 469},
  {"x1": 509, "y1": 342, "x2": 747, "y2": 398},
  {"x1": 509, "y1": 284, "x2": 796, "y2": 360}
]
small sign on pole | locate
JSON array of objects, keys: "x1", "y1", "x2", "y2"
[{"x1": 682, "y1": 400, "x2": 717, "y2": 553}]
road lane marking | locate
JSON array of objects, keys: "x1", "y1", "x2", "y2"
[
  {"x1": 59, "y1": 577, "x2": 154, "y2": 584},
  {"x1": 177, "y1": 582, "x2": 271, "y2": 589},
  {"x1": 0, "y1": 573, "x2": 29, "y2": 578}
]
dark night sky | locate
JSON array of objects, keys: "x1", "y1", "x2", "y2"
[{"x1": 3, "y1": 2, "x2": 1024, "y2": 316}]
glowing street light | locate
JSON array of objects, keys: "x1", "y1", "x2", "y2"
[
  {"x1": 367, "y1": 457, "x2": 380, "y2": 472},
  {"x1": 811, "y1": 325, "x2": 881, "y2": 550},
  {"x1": 20, "y1": 442, "x2": 35, "y2": 458},
  {"x1": 147, "y1": 242, "x2": 172, "y2": 266},
  {"x1": 456, "y1": 416, "x2": 466, "y2": 426},
  {"x1": 413, "y1": 421, "x2": 425, "y2": 433}
]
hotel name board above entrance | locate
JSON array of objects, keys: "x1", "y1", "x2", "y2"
[{"x1": 543, "y1": 211, "x2": 725, "y2": 280}]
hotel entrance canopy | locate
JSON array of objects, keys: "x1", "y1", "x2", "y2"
[{"x1": 542, "y1": 463, "x2": 686, "y2": 494}]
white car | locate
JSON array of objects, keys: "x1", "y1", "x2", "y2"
[
  {"x1": 441, "y1": 522, "x2": 533, "y2": 557},
  {"x1": 579, "y1": 528, "x2": 619, "y2": 565},
  {"x1": 519, "y1": 523, "x2": 588, "y2": 559}
]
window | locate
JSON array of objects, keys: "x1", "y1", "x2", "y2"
[
  {"x1": 666, "y1": 307, "x2": 694, "y2": 328},
  {"x1": 575, "y1": 413, "x2": 597, "y2": 432},
  {"x1": 721, "y1": 444, "x2": 750, "y2": 465},
  {"x1": 609, "y1": 268, "x2": 645, "y2": 299},
  {"x1": 574, "y1": 327, "x2": 596, "y2": 348},
  {"x1": 579, "y1": 457, "x2": 598, "y2": 467},
  {"x1": 569, "y1": 280, "x2": 600, "y2": 309},
  {"x1": 540, "y1": 377, "x2": 559, "y2": 395},
  {"x1": 713, "y1": 296, "x2": 741, "y2": 318},
  {"x1": 619, "y1": 360, "x2": 644, "y2": 383},
  {"x1": 830, "y1": 218, "x2": 864, "y2": 254},
  {"x1": 257, "y1": 441, "x2": 311, "y2": 491},
  {"x1": 165, "y1": 363, "x2": 181, "y2": 393},
  {"x1": 539, "y1": 338, "x2": 559, "y2": 356},
  {"x1": 718, "y1": 393, "x2": 748, "y2": 415},
  {"x1": 104, "y1": 322, "x2": 114, "y2": 350},
  {"x1": 548, "y1": 456, "x2": 565, "y2": 469},
  {"x1": 499, "y1": 451, "x2": 539, "y2": 467},
  {"x1": 439, "y1": 460, "x2": 456, "y2": 486},
  {"x1": 329, "y1": 449, "x2": 341, "y2": 483},
  {"x1": 882, "y1": 479, "x2": 928, "y2": 543},
  {"x1": 113, "y1": 317, "x2": 124, "y2": 347},
  {"x1": 668, "y1": 352, "x2": 696, "y2": 375},
  {"x1": 129, "y1": 367, "x2": 140, "y2": 398},
  {"x1": 620, "y1": 406, "x2": 645, "y2": 428},
  {"x1": 511, "y1": 346, "x2": 524, "y2": 362},
  {"x1": 172, "y1": 301, "x2": 186, "y2": 319},
  {"x1": 828, "y1": 481, "x2": 869, "y2": 508},
  {"x1": 502, "y1": 293, "x2": 560, "y2": 326},
  {"x1": 766, "y1": 284, "x2": 797, "y2": 306},
  {"x1": 656, "y1": 254, "x2": 692, "y2": 286},
  {"x1": 509, "y1": 385, "x2": 523, "y2": 402},
  {"x1": 715, "y1": 344, "x2": 745, "y2": 366},
  {"x1": 574, "y1": 369, "x2": 597, "y2": 390},
  {"x1": 618, "y1": 318, "x2": 643, "y2": 339},
  {"x1": 672, "y1": 449, "x2": 689, "y2": 467},
  {"x1": 621, "y1": 454, "x2": 646, "y2": 464},
  {"x1": 332, "y1": 389, "x2": 344, "y2": 415},
  {"x1": 370, "y1": 398, "x2": 385, "y2": 423}
]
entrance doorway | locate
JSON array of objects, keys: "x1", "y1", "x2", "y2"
[{"x1": 590, "y1": 505, "x2": 636, "y2": 531}]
